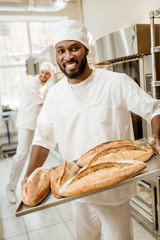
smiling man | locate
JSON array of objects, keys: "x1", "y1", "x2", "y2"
[
  {"x1": 56, "y1": 40, "x2": 91, "y2": 83},
  {"x1": 39, "y1": 68, "x2": 52, "y2": 85},
  {"x1": 22, "y1": 20, "x2": 160, "y2": 240}
]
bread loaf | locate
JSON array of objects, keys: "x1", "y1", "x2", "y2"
[
  {"x1": 59, "y1": 160, "x2": 147, "y2": 197},
  {"x1": 21, "y1": 167, "x2": 53, "y2": 206},
  {"x1": 51, "y1": 160, "x2": 79, "y2": 198},
  {"x1": 77, "y1": 140, "x2": 142, "y2": 167},
  {"x1": 86, "y1": 145, "x2": 154, "y2": 168}
]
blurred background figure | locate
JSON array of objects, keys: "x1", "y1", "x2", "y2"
[{"x1": 6, "y1": 61, "x2": 54, "y2": 204}]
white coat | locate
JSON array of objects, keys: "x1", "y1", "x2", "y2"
[
  {"x1": 33, "y1": 68, "x2": 160, "y2": 205},
  {"x1": 8, "y1": 75, "x2": 48, "y2": 191},
  {"x1": 16, "y1": 75, "x2": 48, "y2": 130}
]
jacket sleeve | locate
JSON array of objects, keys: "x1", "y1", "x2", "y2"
[
  {"x1": 24, "y1": 76, "x2": 45, "y2": 105},
  {"x1": 120, "y1": 74, "x2": 160, "y2": 123},
  {"x1": 32, "y1": 92, "x2": 57, "y2": 152}
]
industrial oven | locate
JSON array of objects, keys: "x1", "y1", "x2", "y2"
[
  {"x1": 93, "y1": 24, "x2": 160, "y2": 238},
  {"x1": 130, "y1": 177, "x2": 158, "y2": 238}
]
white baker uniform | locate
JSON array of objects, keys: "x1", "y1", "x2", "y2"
[
  {"x1": 8, "y1": 75, "x2": 48, "y2": 191},
  {"x1": 33, "y1": 69, "x2": 160, "y2": 240}
]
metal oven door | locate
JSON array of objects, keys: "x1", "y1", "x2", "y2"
[
  {"x1": 130, "y1": 178, "x2": 158, "y2": 238},
  {"x1": 112, "y1": 57, "x2": 152, "y2": 140}
]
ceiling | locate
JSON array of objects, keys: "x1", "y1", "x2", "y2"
[{"x1": 0, "y1": 0, "x2": 76, "y2": 12}]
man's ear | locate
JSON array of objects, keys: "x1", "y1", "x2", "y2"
[{"x1": 85, "y1": 47, "x2": 89, "y2": 56}]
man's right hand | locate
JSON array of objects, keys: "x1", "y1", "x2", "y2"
[{"x1": 21, "y1": 145, "x2": 49, "y2": 189}]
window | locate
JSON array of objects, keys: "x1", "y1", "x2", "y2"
[
  {"x1": 29, "y1": 22, "x2": 57, "y2": 53},
  {"x1": 0, "y1": 19, "x2": 64, "y2": 110}
]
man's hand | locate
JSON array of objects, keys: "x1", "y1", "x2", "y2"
[
  {"x1": 148, "y1": 115, "x2": 160, "y2": 155},
  {"x1": 21, "y1": 145, "x2": 49, "y2": 189},
  {"x1": 147, "y1": 135, "x2": 160, "y2": 155}
]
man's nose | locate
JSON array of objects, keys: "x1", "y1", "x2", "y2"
[
  {"x1": 64, "y1": 50, "x2": 73, "y2": 61},
  {"x1": 42, "y1": 72, "x2": 47, "y2": 77}
]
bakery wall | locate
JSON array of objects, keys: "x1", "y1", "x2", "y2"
[{"x1": 81, "y1": 0, "x2": 160, "y2": 41}]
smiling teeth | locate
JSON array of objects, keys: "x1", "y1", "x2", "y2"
[{"x1": 65, "y1": 63, "x2": 76, "y2": 68}]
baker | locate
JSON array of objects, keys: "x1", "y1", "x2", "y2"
[
  {"x1": 22, "y1": 20, "x2": 160, "y2": 240},
  {"x1": 6, "y1": 61, "x2": 54, "y2": 204}
]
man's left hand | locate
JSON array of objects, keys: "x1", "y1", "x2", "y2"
[{"x1": 147, "y1": 136, "x2": 160, "y2": 155}]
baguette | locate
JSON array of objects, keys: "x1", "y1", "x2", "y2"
[
  {"x1": 21, "y1": 167, "x2": 53, "y2": 206},
  {"x1": 86, "y1": 145, "x2": 154, "y2": 168},
  {"x1": 51, "y1": 160, "x2": 79, "y2": 198},
  {"x1": 77, "y1": 140, "x2": 142, "y2": 167},
  {"x1": 59, "y1": 160, "x2": 147, "y2": 197}
]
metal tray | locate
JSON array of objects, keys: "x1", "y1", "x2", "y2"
[{"x1": 15, "y1": 139, "x2": 160, "y2": 217}]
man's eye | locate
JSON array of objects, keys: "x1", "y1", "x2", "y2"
[
  {"x1": 72, "y1": 47, "x2": 79, "y2": 51},
  {"x1": 57, "y1": 49, "x2": 64, "y2": 54}
]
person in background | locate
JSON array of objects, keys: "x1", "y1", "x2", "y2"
[
  {"x1": 6, "y1": 61, "x2": 54, "y2": 204},
  {"x1": 22, "y1": 20, "x2": 160, "y2": 240}
]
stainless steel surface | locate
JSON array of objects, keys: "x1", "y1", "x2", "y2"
[
  {"x1": 137, "y1": 180, "x2": 151, "y2": 190},
  {"x1": 15, "y1": 139, "x2": 160, "y2": 217},
  {"x1": 131, "y1": 170, "x2": 158, "y2": 233},
  {"x1": 150, "y1": 9, "x2": 160, "y2": 18},
  {"x1": 153, "y1": 46, "x2": 160, "y2": 52},
  {"x1": 157, "y1": 176, "x2": 160, "y2": 205},
  {"x1": 131, "y1": 197, "x2": 152, "y2": 215},
  {"x1": 149, "y1": 9, "x2": 160, "y2": 99},
  {"x1": 153, "y1": 81, "x2": 160, "y2": 87},
  {"x1": 150, "y1": 10, "x2": 157, "y2": 99},
  {"x1": 157, "y1": 176, "x2": 160, "y2": 236},
  {"x1": 150, "y1": 182, "x2": 157, "y2": 232},
  {"x1": 136, "y1": 184, "x2": 152, "y2": 207},
  {"x1": 131, "y1": 208, "x2": 157, "y2": 238},
  {"x1": 131, "y1": 154, "x2": 160, "y2": 236},
  {"x1": 94, "y1": 24, "x2": 151, "y2": 64},
  {"x1": 130, "y1": 199, "x2": 153, "y2": 223}
]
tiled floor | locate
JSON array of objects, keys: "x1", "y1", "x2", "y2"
[{"x1": 0, "y1": 151, "x2": 157, "y2": 240}]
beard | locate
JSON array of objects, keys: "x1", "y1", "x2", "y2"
[
  {"x1": 57, "y1": 55, "x2": 88, "y2": 79},
  {"x1": 39, "y1": 76, "x2": 48, "y2": 85}
]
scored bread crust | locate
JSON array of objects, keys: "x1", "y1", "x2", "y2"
[
  {"x1": 77, "y1": 140, "x2": 142, "y2": 167},
  {"x1": 21, "y1": 167, "x2": 53, "y2": 206},
  {"x1": 59, "y1": 160, "x2": 147, "y2": 197},
  {"x1": 51, "y1": 160, "x2": 79, "y2": 198},
  {"x1": 51, "y1": 161, "x2": 66, "y2": 198},
  {"x1": 86, "y1": 145, "x2": 154, "y2": 168}
]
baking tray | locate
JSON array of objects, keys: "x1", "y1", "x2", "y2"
[{"x1": 15, "y1": 138, "x2": 160, "y2": 217}]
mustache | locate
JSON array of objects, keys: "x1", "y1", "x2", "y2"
[{"x1": 63, "y1": 59, "x2": 78, "y2": 67}]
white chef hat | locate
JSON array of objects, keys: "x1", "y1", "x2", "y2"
[
  {"x1": 40, "y1": 62, "x2": 54, "y2": 75},
  {"x1": 53, "y1": 19, "x2": 89, "y2": 50}
]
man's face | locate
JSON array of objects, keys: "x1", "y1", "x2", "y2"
[
  {"x1": 55, "y1": 40, "x2": 88, "y2": 79},
  {"x1": 39, "y1": 70, "x2": 51, "y2": 85}
]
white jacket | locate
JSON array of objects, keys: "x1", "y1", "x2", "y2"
[
  {"x1": 16, "y1": 75, "x2": 48, "y2": 130},
  {"x1": 33, "y1": 69, "x2": 160, "y2": 205}
]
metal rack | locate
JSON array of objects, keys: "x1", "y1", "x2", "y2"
[
  {"x1": 119, "y1": 10, "x2": 160, "y2": 238},
  {"x1": 149, "y1": 8, "x2": 160, "y2": 99},
  {"x1": 1, "y1": 114, "x2": 17, "y2": 157},
  {"x1": 149, "y1": 8, "x2": 160, "y2": 239},
  {"x1": 130, "y1": 178, "x2": 158, "y2": 238}
]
